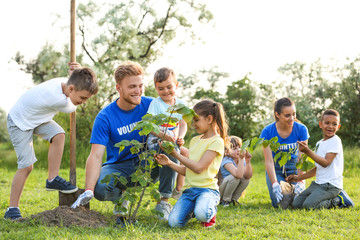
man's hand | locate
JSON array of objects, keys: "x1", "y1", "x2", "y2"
[
  {"x1": 71, "y1": 189, "x2": 94, "y2": 208},
  {"x1": 272, "y1": 181, "x2": 283, "y2": 203}
]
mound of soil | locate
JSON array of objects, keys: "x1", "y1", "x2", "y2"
[{"x1": 21, "y1": 206, "x2": 110, "y2": 228}]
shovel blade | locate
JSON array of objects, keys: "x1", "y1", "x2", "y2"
[{"x1": 59, "y1": 189, "x2": 90, "y2": 209}]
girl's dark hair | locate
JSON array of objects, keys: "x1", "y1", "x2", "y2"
[
  {"x1": 321, "y1": 109, "x2": 340, "y2": 121},
  {"x1": 193, "y1": 99, "x2": 229, "y2": 148},
  {"x1": 274, "y1": 97, "x2": 295, "y2": 121}
]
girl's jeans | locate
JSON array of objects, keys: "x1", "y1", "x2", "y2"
[{"x1": 168, "y1": 187, "x2": 220, "y2": 227}]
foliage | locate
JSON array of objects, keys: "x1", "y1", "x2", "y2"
[
  {"x1": 181, "y1": 68, "x2": 273, "y2": 139},
  {"x1": 277, "y1": 57, "x2": 360, "y2": 147},
  {"x1": 0, "y1": 108, "x2": 10, "y2": 142},
  {"x1": 101, "y1": 104, "x2": 196, "y2": 222},
  {"x1": 13, "y1": 0, "x2": 213, "y2": 149},
  {"x1": 241, "y1": 136, "x2": 315, "y2": 172}
]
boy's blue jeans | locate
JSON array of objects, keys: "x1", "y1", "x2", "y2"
[
  {"x1": 149, "y1": 143, "x2": 180, "y2": 199},
  {"x1": 168, "y1": 187, "x2": 220, "y2": 227}
]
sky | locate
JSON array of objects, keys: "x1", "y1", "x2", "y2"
[{"x1": 1, "y1": 0, "x2": 360, "y2": 113}]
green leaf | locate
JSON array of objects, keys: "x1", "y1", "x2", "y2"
[
  {"x1": 278, "y1": 152, "x2": 289, "y2": 167},
  {"x1": 119, "y1": 176, "x2": 128, "y2": 186},
  {"x1": 161, "y1": 141, "x2": 175, "y2": 154},
  {"x1": 274, "y1": 152, "x2": 281, "y2": 163},
  {"x1": 240, "y1": 139, "x2": 251, "y2": 152}
]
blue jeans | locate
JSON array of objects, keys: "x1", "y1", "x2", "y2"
[
  {"x1": 265, "y1": 170, "x2": 301, "y2": 208},
  {"x1": 148, "y1": 142, "x2": 180, "y2": 199},
  {"x1": 168, "y1": 188, "x2": 220, "y2": 227}
]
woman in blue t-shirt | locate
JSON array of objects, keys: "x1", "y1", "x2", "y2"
[{"x1": 260, "y1": 97, "x2": 310, "y2": 208}]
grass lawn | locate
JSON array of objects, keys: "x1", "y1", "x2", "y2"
[{"x1": 0, "y1": 147, "x2": 359, "y2": 239}]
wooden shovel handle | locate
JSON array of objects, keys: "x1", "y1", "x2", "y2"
[{"x1": 69, "y1": 0, "x2": 76, "y2": 186}]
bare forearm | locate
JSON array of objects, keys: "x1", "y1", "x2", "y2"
[
  {"x1": 304, "y1": 150, "x2": 331, "y2": 168},
  {"x1": 178, "y1": 120, "x2": 187, "y2": 139},
  {"x1": 298, "y1": 167, "x2": 316, "y2": 181},
  {"x1": 84, "y1": 156, "x2": 102, "y2": 190},
  {"x1": 171, "y1": 151, "x2": 205, "y2": 174},
  {"x1": 167, "y1": 161, "x2": 187, "y2": 176},
  {"x1": 243, "y1": 163, "x2": 253, "y2": 179}
]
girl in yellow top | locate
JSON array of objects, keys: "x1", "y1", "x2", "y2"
[{"x1": 155, "y1": 99, "x2": 229, "y2": 228}]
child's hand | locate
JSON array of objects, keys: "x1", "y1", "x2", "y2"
[
  {"x1": 68, "y1": 62, "x2": 82, "y2": 75},
  {"x1": 297, "y1": 141, "x2": 310, "y2": 154},
  {"x1": 163, "y1": 133, "x2": 176, "y2": 143},
  {"x1": 155, "y1": 153, "x2": 171, "y2": 166},
  {"x1": 176, "y1": 137, "x2": 185, "y2": 147},
  {"x1": 286, "y1": 174, "x2": 299, "y2": 182},
  {"x1": 244, "y1": 151, "x2": 252, "y2": 164}
]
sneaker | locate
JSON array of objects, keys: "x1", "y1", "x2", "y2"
[
  {"x1": 171, "y1": 188, "x2": 182, "y2": 200},
  {"x1": 231, "y1": 200, "x2": 240, "y2": 206},
  {"x1": 113, "y1": 200, "x2": 129, "y2": 216},
  {"x1": 220, "y1": 200, "x2": 230, "y2": 207},
  {"x1": 4, "y1": 207, "x2": 22, "y2": 220},
  {"x1": 155, "y1": 200, "x2": 172, "y2": 221},
  {"x1": 201, "y1": 215, "x2": 216, "y2": 228},
  {"x1": 46, "y1": 176, "x2": 78, "y2": 194},
  {"x1": 338, "y1": 190, "x2": 355, "y2": 208}
]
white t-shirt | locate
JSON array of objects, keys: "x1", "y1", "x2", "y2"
[
  {"x1": 9, "y1": 78, "x2": 77, "y2": 131},
  {"x1": 147, "y1": 96, "x2": 185, "y2": 137},
  {"x1": 314, "y1": 135, "x2": 343, "y2": 189}
]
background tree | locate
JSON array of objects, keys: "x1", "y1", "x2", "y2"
[
  {"x1": 0, "y1": 108, "x2": 10, "y2": 143},
  {"x1": 12, "y1": 0, "x2": 213, "y2": 165}
]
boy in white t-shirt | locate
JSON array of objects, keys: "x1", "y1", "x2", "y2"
[
  {"x1": 4, "y1": 63, "x2": 98, "y2": 220},
  {"x1": 286, "y1": 109, "x2": 354, "y2": 209},
  {"x1": 146, "y1": 67, "x2": 187, "y2": 220}
]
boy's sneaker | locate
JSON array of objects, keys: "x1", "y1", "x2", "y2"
[
  {"x1": 171, "y1": 188, "x2": 182, "y2": 200},
  {"x1": 4, "y1": 207, "x2": 22, "y2": 220},
  {"x1": 113, "y1": 200, "x2": 129, "y2": 216},
  {"x1": 155, "y1": 200, "x2": 172, "y2": 221},
  {"x1": 338, "y1": 190, "x2": 355, "y2": 208},
  {"x1": 201, "y1": 215, "x2": 216, "y2": 228},
  {"x1": 231, "y1": 200, "x2": 240, "y2": 206},
  {"x1": 220, "y1": 200, "x2": 230, "y2": 207},
  {"x1": 46, "y1": 176, "x2": 78, "y2": 194}
]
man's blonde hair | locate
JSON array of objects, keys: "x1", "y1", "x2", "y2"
[{"x1": 114, "y1": 61, "x2": 143, "y2": 84}]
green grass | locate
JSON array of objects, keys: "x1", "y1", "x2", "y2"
[{"x1": 0, "y1": 145, "x2": 359, "y2": 239}]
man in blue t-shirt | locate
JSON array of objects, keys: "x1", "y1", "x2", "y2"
[{"x1": 71, "y1": 61, "x2": 174, "y2": 219}]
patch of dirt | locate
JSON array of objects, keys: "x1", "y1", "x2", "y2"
[{"x1": 20, "y1": 206, "x2": 110, "y2": 228}]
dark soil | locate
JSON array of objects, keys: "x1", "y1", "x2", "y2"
[{"x1": 20, "y1": 206, "x2": 110, "y2": 228}]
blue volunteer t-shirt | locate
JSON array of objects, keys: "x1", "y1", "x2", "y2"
[
  {"x1": 90, "y1": 96, "x2": 153, "y2": 165},
  {"x1": 220, "y1": 156, "x2": 246, "y2": 179},
  {"x1": 260, "y1": 121, "x2": 309, "y2": 173}
]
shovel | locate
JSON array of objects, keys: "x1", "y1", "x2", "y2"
[{"x1": 59, "y1": 0, "x2": 89, "y2": 209}]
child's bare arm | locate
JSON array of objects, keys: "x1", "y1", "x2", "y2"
[
  {"x1": 297, "y1": 141, "x2": 337, "y2": 167},
  {"x1": 224, "y1": 162, "x2": 244, "y2": 179},
  {"x1": 150, "y1": 131, "x2": 176, "y2": 143},
  {"x1": 171, "y1": 149, "x2": 218, "y2": 174},
  {"x1": 286, "y1": 167, "x2": 316, "y2": 182},
  {"x1": 243, "y1": 151, "x2": 253, "y2": 179},
  {"x1": 176, "y1": 119, "x2": 188, "y2": 147},
  {"x1": 155, "y1": 154, "x2": 186, "y2": 176}
]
